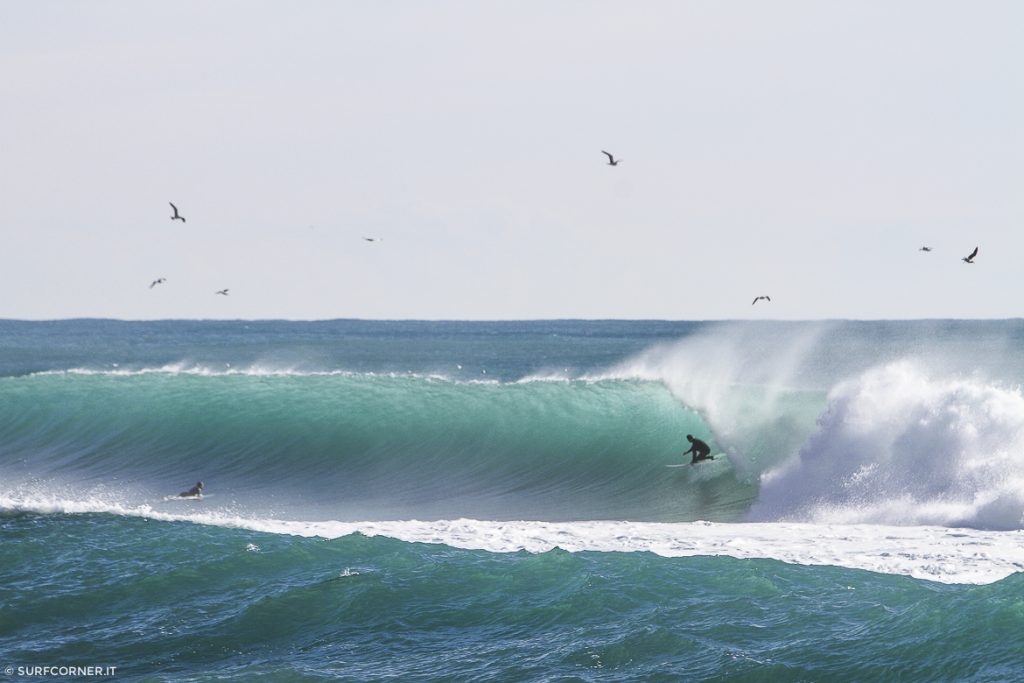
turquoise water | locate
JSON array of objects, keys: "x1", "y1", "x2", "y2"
[
  {"x1": 2, "y1": 319, "x2": 1023, "y2": 680},
  {"x1": 0, "y1": 371, "x2": 751, "y2": 522}
]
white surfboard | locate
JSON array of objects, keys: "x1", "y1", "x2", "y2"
[
  {"x1": 162, "y1": 494, "x2": 209, "y2": 502},
  {"x1": 666, "y1": 455, "x2": 723, "y2": 468}
]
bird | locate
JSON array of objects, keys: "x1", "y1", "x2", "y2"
[
  {"x1": 919, "y1": 246, "x2": 932, "y2": 252},
  {"x1": 149, "y1": 278, "x2": 166, "y2": 289},
  {"x1": 216, "y1": 289, "x2": 229, "y2": 296},
  {"x1": 167, "y1": 201, "x2": 186, "y2": 223},
  {"x1": 601, "y1": 150, "x2": 620, "y2": 166},
  {"x1": 752, "y1": 296, "x2": 771, "y2": 305},
  {"x1": 962, "y1": 247, "x2": 978, "y2": 264},
  {"x1": 362, "y1": 237, "x2": 381, "y2": 242}
]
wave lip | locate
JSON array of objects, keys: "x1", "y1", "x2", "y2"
[{"x1": 26, "y1": 364, "x2": 462, "y2": 380}]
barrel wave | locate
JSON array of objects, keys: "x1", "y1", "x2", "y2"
[
  {"x1": 4, "y1": 317, "x2": 1024, "y2": 530},
  {"x1": 4, "y1": 320, "x2": 1024, "y2": 680},
  {"x1": 0, "y1": 369, "x2": 755, "y2": 522}
]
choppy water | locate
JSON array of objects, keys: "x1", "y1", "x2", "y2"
[{"x1": 2, "y1": 319, "x2": 1023, "y2": 680}]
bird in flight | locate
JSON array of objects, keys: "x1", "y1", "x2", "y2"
[
  {"x1": 962, "y1": 247, "x2": 978, "y2": 264},
  {"x1": 216, "y1": 289, "x2": 229, "y2": 296},
  {"x1": 169, "y1": 203, "x2": 186, "y2": 222},
  {"x1": 362, "y1": 237, "x2": 381, "y2": 242},
  {"x1": 149, "y1": 278, "x2": 166, "y2": 289},
  {"x1": 752, "y1": 296, "x2": 771, "y2": 305},
  {"x1": 919, "y1": 246, "x2": 932, "y2": 252},
  {"x1": 601, "y1": 150, "x2": 621, "y2": 166}
]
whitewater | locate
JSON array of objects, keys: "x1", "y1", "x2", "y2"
[
  {"x1": 4, "y1": 491, "x2": 1023, "y2": 584},
  {"x1": 3, "y1": 319, "x2": 1024, "y2": 680},
  {"x1": 3, "y1": 320, "x2": 1024, "y2": 560}
]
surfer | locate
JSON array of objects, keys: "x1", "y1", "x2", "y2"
[
  {"x1": 682, "y1": 435, "x2": 714, "y2": 465},
  {"x1": 179, "y1": 481, "x2": 203, "y2": 498}
]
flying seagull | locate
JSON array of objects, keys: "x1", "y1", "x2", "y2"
[
  {"x1": 962, "y1": 247, "x2": 978, "y2": 264},
  {"x1": 169, "y1": 202, "x2": 186, "y2": 223},
  {"x1": 601, "y1": 150, "x2": 620, "y2": 166},
  {"x1": 362, "y1": 237, "x2": 382, "y2": 242},
  {"x1": 149, "y1": 278, "x2": 166, "y2": 289},
  {"x1": 752, "y1": 296, "x2": 771, "y2": 306},
  {"x1": 216, "y1": 289, "x2": 229, "y2": 296},
  {"x1": 919, "y1": 246, "x2": 932, "y2": 252}
]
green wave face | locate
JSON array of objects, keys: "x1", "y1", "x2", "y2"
[{"x1": 0, "y1": 372, "x2": 760, "y2": 522}]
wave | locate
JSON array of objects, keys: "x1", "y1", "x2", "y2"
[
  {"x1": 750, "y1": 362, "x2": 1024, "y2": 530},
  {"x1": 28, "y1": 364, "x2": 466, "y2": 381},
  {"x1": 0, "y1": 371, "x2": 754, "y2": 522},
  {"x1": 577, "y1": 325, "x2": 1024, "y2": 530},
  {"x1": 4, "y1": 324, "x2": 1024, "y2": 530},
  {"x1": 2, "y1": 492, "x2": 1022, "y2": 584}
]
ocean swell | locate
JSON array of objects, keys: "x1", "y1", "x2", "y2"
[
  {"x1": 4, "y1": 345, "x2": 1024, "y2": 529},
  {"x1": 0, "y1": 371, "x2": 753, "y2": 522}
]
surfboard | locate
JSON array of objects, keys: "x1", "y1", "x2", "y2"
[
  {"x1": 162, "y1": 494, "x2": 207, "y2": 502},
  {"x1": 666, "y1": 455, "x2": 721, "y2": 468}
]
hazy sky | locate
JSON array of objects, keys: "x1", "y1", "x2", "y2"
[{"x1": 2, "y1": 1, "x2": 1021, "y2": 320}]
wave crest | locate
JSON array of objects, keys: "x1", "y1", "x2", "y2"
[{"x1": 751, "y1": 362, "x2": 1024, "y2": 530}]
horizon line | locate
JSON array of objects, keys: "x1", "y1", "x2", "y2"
[{"x1": 2, "y1": 316, "x2": 1022, "y2": 324}]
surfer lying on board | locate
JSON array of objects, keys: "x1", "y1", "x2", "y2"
[
  {"x1": 179, "y1": 481, "x2": 203, "y2": 498},
  {"x1": 683, "y1": 435, "x2": 714, "y2": 465}
]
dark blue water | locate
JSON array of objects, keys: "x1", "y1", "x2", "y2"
[{"x1": 2, "y1": 319, "x2": 1023, "y2": 680}]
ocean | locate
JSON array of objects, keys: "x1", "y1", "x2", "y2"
[{"x1": 1, "y1": 319, "x2": 1023, "y2": 681}]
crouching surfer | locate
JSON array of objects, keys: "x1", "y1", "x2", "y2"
[
  {"x1": 682, "y1": 435, "x2": 714, "y2": 465},
  {"x1": 179, "y1": 481, "x2": 204, "y2": 498}
]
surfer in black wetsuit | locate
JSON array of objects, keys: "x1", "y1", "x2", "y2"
[
  {"x1": 683, "y1": 435, "x2": 713, "y2": 465},
  {"x1": 179, "y1": 481, "x2": 203, "y2": 498}
]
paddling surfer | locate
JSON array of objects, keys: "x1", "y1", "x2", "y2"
[{"x1": 179, "y1": 481, "x2": 203, "y2": 498}]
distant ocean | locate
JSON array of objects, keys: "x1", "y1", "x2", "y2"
[{"x1": 2, "y1": 319, "x2": 1023, "y2": 681}]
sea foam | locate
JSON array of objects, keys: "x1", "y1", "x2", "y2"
[
  {"x1": 2, "y1": 492, "x2": 1022, "y2": 585},
  {"x1": 752, "y1": 362, "x2": 1024, "y2": 530}
]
